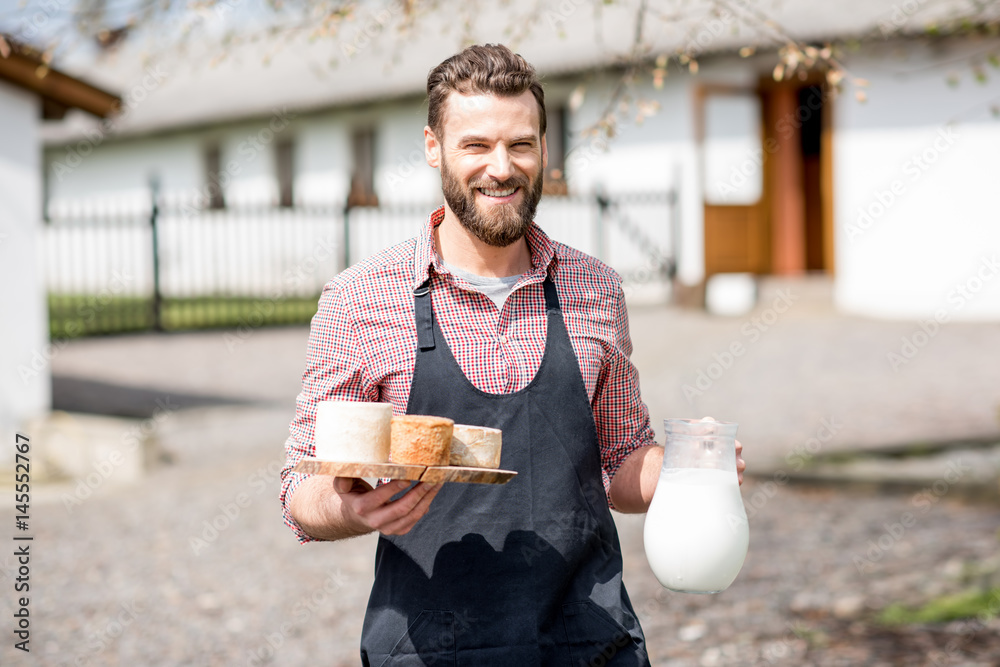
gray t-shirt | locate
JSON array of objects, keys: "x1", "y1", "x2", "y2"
[{"x1": 442, "y1": 260, "x2": 523, "y2": 311}]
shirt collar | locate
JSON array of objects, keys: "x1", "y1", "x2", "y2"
[{"x1": 413, "y1": 205, "x2": 558, "y2": 289}]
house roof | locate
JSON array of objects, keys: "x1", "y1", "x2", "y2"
[
  {"x1": 36, "y1": 0, "x2": 994, "y2": 142},
  {"x1": 0, "y1": 35, "x2": 120, "y2": 119}
]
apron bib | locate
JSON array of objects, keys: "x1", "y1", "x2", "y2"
[{"x1": 360, "y1": 276, "x2": 649, "y2": 667}]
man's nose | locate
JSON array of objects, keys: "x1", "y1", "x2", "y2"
[{"x1": 484, "y1": 146, "x2": 515, "y2": 182}]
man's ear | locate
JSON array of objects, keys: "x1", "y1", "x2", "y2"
[
  {"x1": 424, "y1": 126, "x2": 440, "y2": 168},
  {"x1": 541, "y1": 134, "x2": 548, "y2": 170}
]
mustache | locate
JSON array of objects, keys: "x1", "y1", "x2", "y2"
[{"x1": 467, "y1": 176, "x2": 530, "y2": 191}]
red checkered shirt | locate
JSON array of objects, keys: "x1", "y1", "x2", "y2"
[{"x1": 281, "y1": 206, "x2": 656, "y2": 543}]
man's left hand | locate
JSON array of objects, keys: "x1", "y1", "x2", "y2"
[{"x1": 736, "y1": 439, "x2": 745, "y2": 485}]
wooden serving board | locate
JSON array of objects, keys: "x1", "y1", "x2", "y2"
[
  {"x1": 421, "y1": 466, "x2": 517, "y2": 485},
  {"x1": 292, "y1": 459, "x2": 425, "y2": 481},
  {"x1": 292, "y1": 459, "x2": 517, "y2": 485}
]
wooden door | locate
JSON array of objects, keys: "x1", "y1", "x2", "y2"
[
  {"x1": 703, "y1": 203, "x2": 766, "y2": 273},
  {"x1": 696, "y1": 86, "x2": 768, "y2": 276}
]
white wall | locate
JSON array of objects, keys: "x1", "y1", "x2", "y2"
[
  {"x1": 375, "y1": 103, "x2": 440, "y2": 204},
  {"x1": 834, "y1": 39, "x2": 1000, "y2": 320},
  {"x1": 296, "y1": 112, "x2": 351, "y2": 205},
  {"x1": 45, "y1": 99, "x2": 442, "y2": 208},
  {"x1": 42, "y1": 87, "x2": 693, "y2": 286},
  {"x1": 48, "y1": 131, "x2": 200, "y2": 208},
  {"x1": 558, "y1": 72, "x2": 694, "y2": 281},
  {"x1": 0, "y1": 82, "x2": 49, "y2": 459},
  {"x1": 45, "y1": 109, "x2": 299, "y2": 207},
  {"x1": 562, "y1": 58, "x2": 763, "y2": 286},
  {"x1": 41, "y1": 101, "x2": 439, "y2": 295}
]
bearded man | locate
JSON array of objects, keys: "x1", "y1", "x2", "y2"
[{"x1": 280, "y1": 43, "x2": 743, "y2": 666}]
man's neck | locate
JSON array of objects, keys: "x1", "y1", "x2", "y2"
[{"x1": 435, "y1": 206, "x2": 532, "y2": 278}]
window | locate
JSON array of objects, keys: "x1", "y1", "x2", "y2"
[
  {"x1": 348, "y1": 126, "x2": 378, "y2": 207},
  {"x1": 543, "y1": 104, "x2": 568, "y2": 195},
  {"x1": 203, "y1": 144, "x2": 225, "y2": 210},
  {"x1": 275, "y1": 138, "x2": 295, "y2": 208}
]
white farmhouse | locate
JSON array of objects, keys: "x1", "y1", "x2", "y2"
[
  {"x1": 33, "y1": 0, "x2": 1000, "y2": 320},
  {"x1": 0, "y1": 36, "x2": 119, "y2": 460}
]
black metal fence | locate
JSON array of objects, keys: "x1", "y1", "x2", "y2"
[{"x1": 42, "y1": 187, "x2": 678, "y2": 338}]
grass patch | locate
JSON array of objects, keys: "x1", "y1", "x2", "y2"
[
  {"x1": 49, "y1": 293, "x2": 320, "y2": 338},
  {"x1": 878, "y1": 588, "x2": 1000, "y2": 625}
]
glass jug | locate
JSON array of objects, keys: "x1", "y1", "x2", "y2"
[{"x1": 643, "y1": 418, "x2": 749, "y2": 593}]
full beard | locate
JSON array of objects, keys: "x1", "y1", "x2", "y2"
[{"x1": 441, "y1": 158, "x2": 543, "y2": 248}]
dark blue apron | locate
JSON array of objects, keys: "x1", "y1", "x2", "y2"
[{"x1": 359, "y1": 275, "x2": 649, "y2": 666}]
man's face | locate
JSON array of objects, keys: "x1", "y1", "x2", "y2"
[{"x1": 427, "y1": 90, "x2": 547, "y2": 248}]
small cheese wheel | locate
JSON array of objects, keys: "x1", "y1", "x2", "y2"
[
  {"x1": 390, "y1": 415, "x2": 454, "y2": 466},
  {"x1": 450, "y1": 424, "x2": 503, "y2": 469}
]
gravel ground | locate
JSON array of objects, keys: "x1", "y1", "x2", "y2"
[
  {"x1": 1, "y1": 412, "x2": 997, "y2": 666},
  {"x1": 2, "y1": 288, "x2": 999, "y2": 666}
]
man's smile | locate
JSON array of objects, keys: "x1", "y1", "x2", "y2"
[{"x1": 475, "y1": 186, "x2": 520, "y2": 202}]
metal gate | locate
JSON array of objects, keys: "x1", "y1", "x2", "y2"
[{"x1": 42, "y1": 186, "x2": 678, "y2": 337}]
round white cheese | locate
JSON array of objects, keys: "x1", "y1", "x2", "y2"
[{"x1": 314, "y1": 401, "x2": 392, "y2": 462}]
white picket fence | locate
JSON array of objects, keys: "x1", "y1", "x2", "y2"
[{"x1": 42, "y1": 192, "x2": 677, "y2": 306}]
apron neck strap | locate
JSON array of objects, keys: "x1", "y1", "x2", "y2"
[
  {"x1": 543, "y1": 276, "x2": 560, "y2": 313},
  {"x1": 413, "y1": 278, "x2": 435, "y2": 350}
]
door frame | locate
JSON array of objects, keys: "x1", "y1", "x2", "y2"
[
  {"x1": 694, "y1": 83, "x2": 769, "y2": 276},
  {"x1": 757, "y1": 72, "x2": 836, "y2": 276},
  {"x1": 695, "y1": 75, "x2": 836, "y2": 278}
]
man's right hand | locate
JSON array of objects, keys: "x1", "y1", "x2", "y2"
[
  {"x1": 333, "y1": 477, "x2": 443, "y2": 536},
  {"x1": 289, "y1": 474, "x2": 443, "y2": 542}
]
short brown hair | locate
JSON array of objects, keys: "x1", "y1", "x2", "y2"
[{"x1": 426, "y1": 43, "x2": 546, "y2": 140}]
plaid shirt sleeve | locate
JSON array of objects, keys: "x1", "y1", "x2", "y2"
[
  {"x1": 280, "y1": 276, "x2": 378, "y2": 544},
  {"x1": 592, "y1": 280, "x2": 658, "y2": 510}
]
